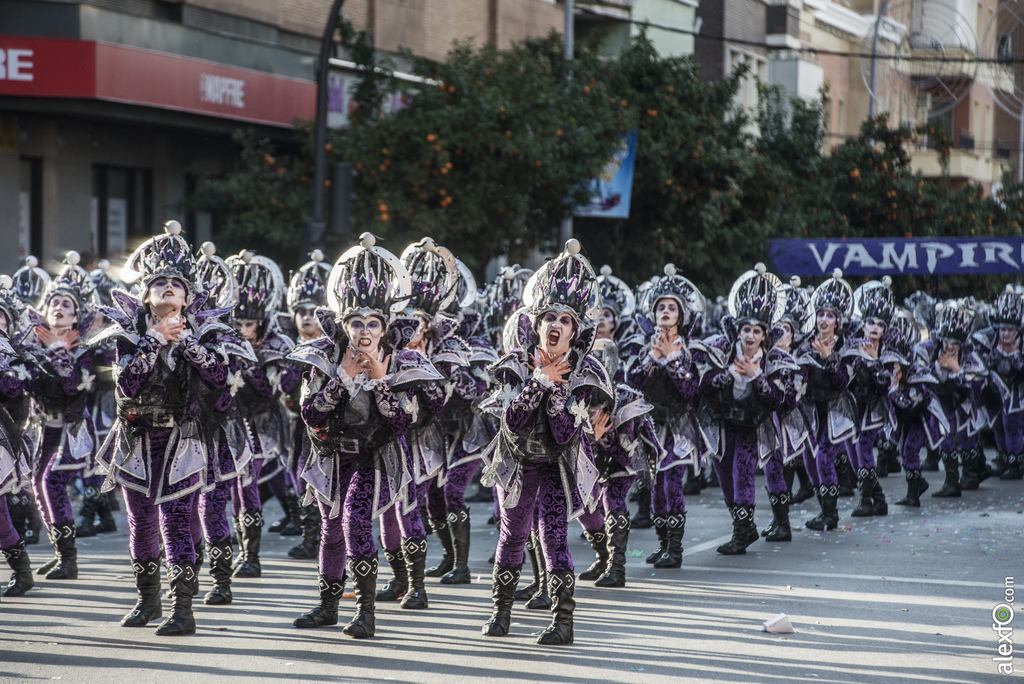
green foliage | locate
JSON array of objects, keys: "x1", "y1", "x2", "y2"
[{"x1": 328, "y1": 28, "x2": 629, "y2": 274}]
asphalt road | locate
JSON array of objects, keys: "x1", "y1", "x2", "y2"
[{"x1": 1, "y1": 464, "x2": 1021, "y2": 684}]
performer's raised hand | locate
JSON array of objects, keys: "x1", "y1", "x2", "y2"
[
  {"x1": 532, "y1": 349, "x2": 569, "y2": 384},
  {"x1": 591, "y1": 409, "x2": 612, "y2": 440}
]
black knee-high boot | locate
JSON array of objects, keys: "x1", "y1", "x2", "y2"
[
  {"x1": 400, "y1": 536, "x2": 429, "y2": 610},
  {"x1": 525, "y1": 531, "x2": 552, "y2": 609},
  {"x1": 764, "y1": 491, "x2": 792, "y2": 542},
  {"x1": 121, "y1": 558, "x2": 163, "y2": 627},
  {"x1": 1, "y1": 540, "x2": 34, "y2": 597},
  {"x1": 577, "y1": 528, "x2": 608, "y2": 581},
  {"x1": 851, "y1": 467, "x2": 876, "y2": 517},
  {"x1": 294, "y1": 575, "x2": 345, "y2": 627},
  {"x1": 440, "y1": 506, "x2": 472, "y2": 584},
  {"x1": 717, "y1": 505, "x2": 755, "y2": 555},
  {"x1": 343, "y1": 555, "x2": 377, "y2": 638},
  {"x1": 536, "y1": 570, "x2": 575, "y2": 645},
  {"x1": 652, "y1": 513, "x2": 685, "y2": 568},
  {"x1": 376, "y1": 548, "x2": 408, "y2": 601},
  {"x1": 805, "y1": 485, "x2": 839, "y2": 531},
  {"x1": 204, "y1": 540, "x2": 233, "y2": 605},
  {"x1": 646, "y1": 516, "x2": 668, "y2": 563},
  {"x1": 482, "y1": 564, "x2": 520, "y2": 637},
  {"x1": 155, "y1": 563, "x2": 197, "y2": 636},
  {"x1": 233, "y1": 511, "x2": 263, "y2": 578},
  {"x1": 425, "y1": 516, "x2": 455, "y2": 577},
  {"x1": 895, "y1": 468, "x2": 928, "y2": 506},
  {"x1": 45, "y1": 523, "x2": 77, "y2": 580},
  {"x1": 514, "y1": 533, "x2": 541, "y2": 601},
  {"x1": 595, "y1": 510, "x2": 629, "y2": 587},
  {"x1": 288, "y1": 504, "x2": 320, "y2": 559},
  {"x1": 632, "y1": 480, "x2": 653, "y2": 528},
  {"x1": 932, "y1": 451, "x2": 961, "y2": 497}
]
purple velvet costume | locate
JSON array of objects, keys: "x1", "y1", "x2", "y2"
[{"x1": 795, "y1": 335, "x2": 855, "y2": 489}]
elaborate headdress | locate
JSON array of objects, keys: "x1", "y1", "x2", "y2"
[
  {"x1": 326, "y1": 232, "x2": 411, "y2": 322},
  {"x1": 11, "y1": 255, "x2": 50, "y2": 307},
  {"x1": 880, "y1": 308, "x2": 920, "y2": 367},
  {"x1": 400, "y1": 238, "x2": 459, "y2": 318},
  {"x1": 727, "y1": 263, "x2": 784, "y2": 331},
  {"x1": 0, "y1": 274, "x2": 23, "y2": 333},
  {"x1": 523, "y1": 239, "x2": 602, "y2": 326},
  {"x1": 287, "y1": 249, "x2": 331, "y2": 310},
  {"x1": 597, "y1": 265, "x2": 636, "y2": 320},
  {"x1": 90, "y1": 260, "x2": 127, "y2": 307},
  {"x1": 123, "y1": 220, "x2": 197, "y2": 295},
  {"x1": 989, "y1": 286, "x2": 1023, "y2": 330},
  {"x1": 42, "y1": 251, "x2": 97, "y2": 314},
  {"x1": 778, "y1": 276, "x2": 811, "y2": 334},
  {"x1": 194, "y1": 242, "x2": 238, "y2": 311},
  {"x1": 443, "y1": 258, "x2": 478, "y2": 317},
  {"x1": 853, "y1": 277, "x2": 895, "y2": 324},
  {"x1": 483, "y1": 265, "x2": 532, "y2": 340},
  {"x1": 643, "y1": 264, "x2": 704, "y2": 324},
  {"x1": 227, "y1": 250, "x2": 285, "y2": 321},
  {"x1": 934, "y1": 299, "x2": 975, "y2": 343},
  {"x1": 808, "y1": 267, "x2": 854, "y2": 328}
]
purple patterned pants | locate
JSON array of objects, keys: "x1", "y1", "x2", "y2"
[
  {"x1": 0, "y1": 495, "x2": 21, "y2": 548},
  {"x1": 379, "y1": 480, "x2": 426, "y2": 552},
  {"x1": 232, "y1": 458, "x2": 263, "y2": 517},
  {"x1": 317, "y1": 464, "x2": 376, "y2": 581},
  {"x1": 652, "y1": 466, "x2": 686, "y2": 516},
  {"x1": 993, "y1": 411, "x2": 1024, "y2": 453},
  {"x1": 763, "y1": 451, "x2": 787, "y2": 494},
  {"x1": 713, "y1": 429, "x2": 759, "y2": 507},
  {"x1": 852, "y1": 428, "x2": 880, "y2": 470},
  {"x1": 199, "y1": 479, "x2": 232, "y2": 544},
  {"x1": 494, "y1": 459, "x2": 572, "y2": 572},
  {"x1": 801, "y1": 438, "x2": 841, "y2": 488},
  {"x1": 32, "y1": 426, "x2": 77, "y2": 527},
  {"x1": 578, "y1": 476, "x2": 633, "y2": 532},
  {"x1": 899, "y1": 424, "x2": 926, "y2": 469}
]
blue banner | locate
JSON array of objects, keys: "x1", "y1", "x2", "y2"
[
  {"x1": 767, "y1": 237, "x2": 1024, "y2": 276},
  {"x1": 575, "y1": 130, "x2": 637, "y2": 219}
]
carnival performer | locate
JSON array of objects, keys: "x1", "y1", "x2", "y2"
[
  {"x1": 975, "y1": 288, "x2": 1024, "y2": 483},
  {"x1": 25, "y1": 251, "x2": 98, "y2": 581},
  {"x1": 76, "y1": 260, "x2": 124, "y2": 538},
  {"x1": 576, "y1": 266, "x2": 648, "y2": 584},
  {"x1": 626, "y1": 264, "x2": 703, "y2": 569},
  {"x1": 887, "y1": 309, "x2": 948, "y2": 507},
  {"x1": 192, "y1": 242, "x2": 257, "y2": 606},
  {"x1": 480, "y1": 238, "x2": 608, "y2": 645},
  {"x1": 0, "y1": 275, "x2": 35, "y2": 598},
  {"x1": 227, "y1": 250, "x2": 297, "y2": 579},
  {"x1": 917, "y1": 300, "x2": 987, "y2": 498},
  {"x1": 697, "y1": 264, "x2": 789, "y2": 554},
  {"x1": 759, "y1": 277, "x2": 812, "y2": 542},
  {"x1": 95, "y1": 220, "x2": 230, "y2": 636},
  {"x1": 283, "y1": 251, "x2": 332, "y2": 561},
  {"x1": 374, "y1": 238, "x2": 452, "y2": 609},
  {"x1": 4, "y1": 257, "x2": 49, "y2": 550},
  {"x1": 795, "y1": 269, "x2": 856, "y2": 532},
  {"x1": 289, "y1": 233, "x2": 423, "y2": 639},
  {"x1": 842, "y1": 279, "x2": 896, "y2": 517},
  {"x1": 426, "y1": 261, "x2": 495, "y2": 585}
]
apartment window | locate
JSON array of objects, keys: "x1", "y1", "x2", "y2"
[
  {"x1": 91, "y1": 165, "x2": 152, "y2": 259},
  {"x1": 838, "y1": 99, "x2": 847, "y2": 138},
  {"x1": 727, "y1": 48, "x2": 767, "y2": 113},
  {"x1": 19, "y1": 157, "x2": 42, "y2": 259}
]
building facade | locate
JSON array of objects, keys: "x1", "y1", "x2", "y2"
[{"x1": 0, "y1": 0, "x2": 563, "y2": 274}]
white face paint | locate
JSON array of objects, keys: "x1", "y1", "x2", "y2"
[
  {"x1": 538, "y1": 310, "x2": 574, "y2": 358},
  {"x1": 655, "y1": 298, "x2": 680, "y2": 330},
  {"x1": 597, "y1": 307, "x2": 616, "y2": 339},
  {"x1": 46, "y1": 294, "x2": 78, "y2": 330},
  {"x1": 345, "y1": 315, "x2": 385, "y2": 356},
  {"x1": 233, "y1": 319, "x2": 260, "y2": 343},
  {"x1": 776, "y1": 322, "x2": 794, "y2": 351},
  {"x1": 942, "y1": 340, "x2": 960, "y2": 356},
  {"x1": 145, "y1": 277, "x2": 188, "y2": 315},
  {"x1": 816, "y1": 309, "x2": 837, "y2": 336},
  {"x1": 294, "y1": 306, "x2": 320, "y2": 341},
  {"x1": 863, "y1": 319, "x2": 885, "y2": 343},
  {"x1": 999, "y1": 328, "x2": 1018, "y2": 347},
  {"x1": 739, "y1": 323, "x2": 765, "y2": 356}
]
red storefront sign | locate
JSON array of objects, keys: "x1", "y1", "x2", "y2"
[{"x1": 0, "y1": 36, "x2": 315, "y2": 127}]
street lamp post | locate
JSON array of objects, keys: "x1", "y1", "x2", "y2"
[
  {"x1": 561, "y1": 0, "x2": 575, "y2": 243},
  {"x1": 301, "y1": 0, "x2": 346, "y2": 257}
]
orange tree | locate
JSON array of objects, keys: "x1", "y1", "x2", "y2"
[{"x1": 327, "y1": 27, "x2": 632, "y2": 273}]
